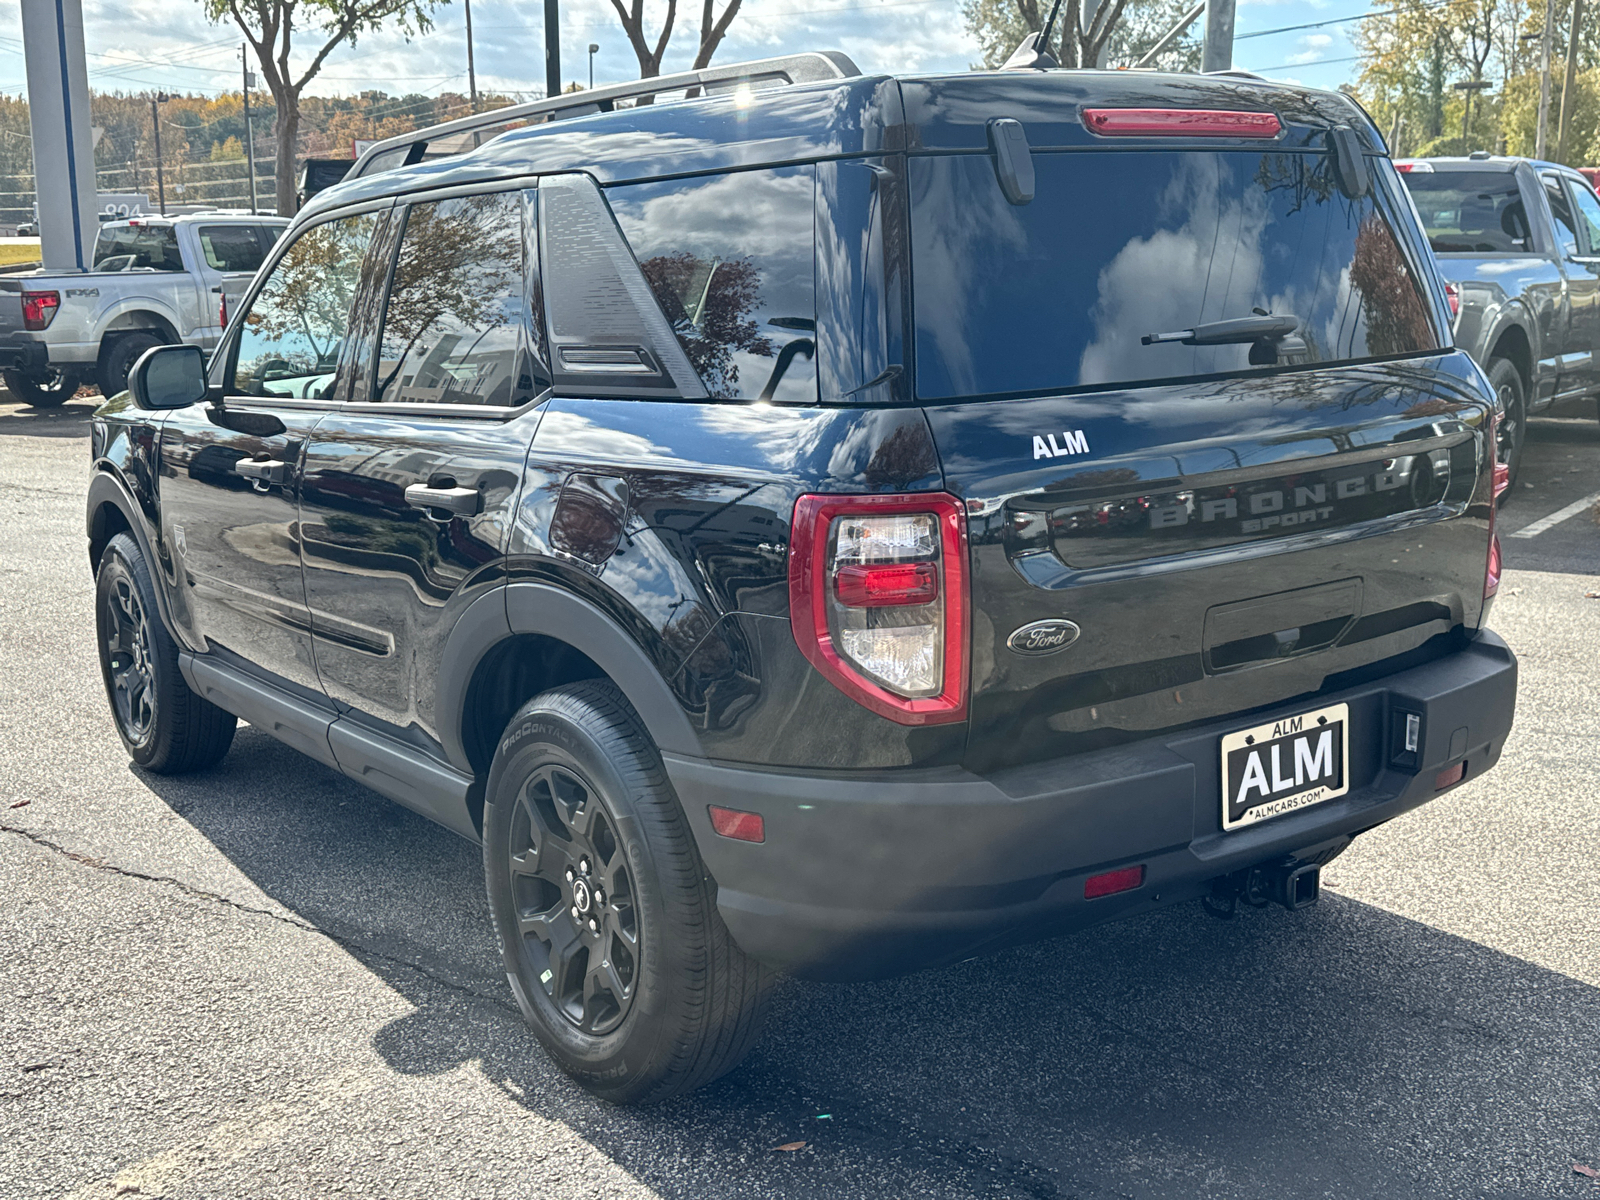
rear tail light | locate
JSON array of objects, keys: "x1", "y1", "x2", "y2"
[
  {"x1": 1444, "y1": 281, "x2": 1461, "y2": 320},
  {"x1": 21, "y1": 290, "x2": 59, "y2": 331},
  {"x1": 1082, "y1": 108, "x2": 1282, "y2": 138},
  {"x1": 1485, "y1": 412, "x2": 1503, "y2": 599},
  {"x1": 789, "y1": 492, "x2": 969, "y2": 725},
  {"x1": 219, "y1": 290, "x2": 228, "y2": 328}
]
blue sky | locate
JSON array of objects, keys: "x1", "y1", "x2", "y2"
[{"x1": 0, "y1": 0, "x2": 1369, "y2": 104}]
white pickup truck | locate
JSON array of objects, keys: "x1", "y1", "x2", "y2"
[{"x1": 0, "y1": 212, "x2": 286, "y2": 405}]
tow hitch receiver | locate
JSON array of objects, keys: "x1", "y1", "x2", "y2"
[{"x1": 1203, "y1": 860, "x2": 1322, "y2": 919}]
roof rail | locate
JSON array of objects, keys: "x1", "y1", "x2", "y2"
[{"x1": 347, "y1": 51, "x2": 860, "y2": 182}]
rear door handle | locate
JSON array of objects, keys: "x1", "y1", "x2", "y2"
[
  {"x1": 235, "y1": 458, "x2": 289, "y2": 487},
  {"x1": 404, "y1": 483, "x2": 480, "y2": 518}
]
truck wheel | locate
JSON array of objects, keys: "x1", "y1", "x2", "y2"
[
  {"x1": 1486, "y1": 357, "x2": 1525, "y2": 499},
  {"x1": 98, "y1": 332, "x2": 164, "y2": 400},
  {"x1": 95, "y1": 533, "x2": 236, "y2": 773},
  {"x1": 2, "y1": 365, "x2": 82, "y2": 407},
  {"x1": 483, "y1": 680, "x2": 774, "y2": 1104}
]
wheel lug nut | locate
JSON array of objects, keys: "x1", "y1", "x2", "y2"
[
  {"x1": 593, "y1": 889, "x2": 605, "y2": 906},
  {"x1": 579, "y1": 857, "x2": 591, "y2": 876},
  {"x1": 565, "y1": 866, "x2": 575, "y2": 882},
  {"x1": 588, "y1": 917, "x2": 599, "y2": 933},
  {"x1": 570, "y1": 906, "x2": 579, "y2": 920}
]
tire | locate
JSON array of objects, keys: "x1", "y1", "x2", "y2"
[
  {"x1": 97, "y1": 331, "x2": 165, "y2": 400},
  {"x1": 1486, "y1": 357, "x2": 1525, "y2": 501},
  {"x1": 483, "y1": 680, "x2": 774, "y2": 1104},
  {"x1": 95, "y1": 533, "x2": 236, "y2": 773},
  {"x1": 2, "y1": 365, "x2": 82, "y2": 407}
]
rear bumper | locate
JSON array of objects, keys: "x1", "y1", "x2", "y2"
[
  {"x1": 0, "y1": 333, "x2": 47, "y2": 376},
  {"x1": 667, "y1": 631, "x2": 1517, "y2": 980}
]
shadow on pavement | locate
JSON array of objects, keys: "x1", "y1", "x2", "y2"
[
  {"x1": 0, "y1": 389, "x2": 101, "y2": 438},
  {"x1": 136, "y1": 726, "x2": 1600, "y2": 1200}
]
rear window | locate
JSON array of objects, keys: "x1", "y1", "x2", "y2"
[
  {"x1": 911, "y1": 151, "x2": 1440, "y2": 401},
  {"x1": 93, "y1": 224, "x2": 183, "y2": 272},
  {"x1": 1401, "y1": 170, "x2": 1532, "y2": 253},
  {"x1": 197, "y1": 225, "x2": 267, "y2": 272}
]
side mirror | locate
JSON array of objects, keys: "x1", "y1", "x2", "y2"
[{"x1": 128, "y1": 344, "x2": 207, "y2": 411}]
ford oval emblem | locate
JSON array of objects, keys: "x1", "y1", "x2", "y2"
[{"x1": 1006, "y1": 619, "x2": 1081, "y2": 656}]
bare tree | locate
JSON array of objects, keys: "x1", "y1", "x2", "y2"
[
  {"x1": 609, "y1": 0, "x2": 747, "y2": 82},
  {"x1": 204, "y1": 0, "x2": 443, "y2": 216}
]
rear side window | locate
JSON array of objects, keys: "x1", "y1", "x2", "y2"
[
  {"x1": 1402, "y1": 171, "x2": 1531, "y2": 253},
  {"x1": 1567, "y1": 180, "x2": 1600, "y2": 254},
  {"x1": 372, "y1": 191, "x2": 533, "y2": 407},
  {"x1": 608, "y1": 166, "x2": 816, "y2": 402},
  {"x1": 911, "y1": 151, "x2": 1441, "y2": 401},
  {"x1": 198, "y1": 225, "x2": 268, "y2": 272},
  {"x1": 93, "y1": 224, "x2": 183, "y2": 272},
  {"x1": 1545, "y1": 177, "x2": 1581, "y2": 256}
]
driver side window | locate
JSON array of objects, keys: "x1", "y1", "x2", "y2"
[{"x1": 233, "y1": 213, "x2": 378, "y2": 399}]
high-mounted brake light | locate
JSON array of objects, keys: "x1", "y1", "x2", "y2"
[
  {"x1": 21, "y1": 290, "x2": 59, "y2": 331},
  {"x1": 789, "y1": 492, "x2": 969, "y2": 725},
  {"x1": 1081, "y1": 108, "x2": 1282, "y2": 139},
  {"x1": 1394, "y1": 160, "x2": 1434, "y2": 173}
]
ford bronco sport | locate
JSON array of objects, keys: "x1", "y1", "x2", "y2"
[{"x1": 87, "y1": 52, "x2": 1518, "y2": 1103}]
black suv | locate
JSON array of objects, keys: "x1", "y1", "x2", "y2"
[{"x1": 87, "y1": 53, "x2": 1518, "y2": 1103}]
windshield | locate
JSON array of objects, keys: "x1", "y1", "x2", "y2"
[
  {"x1": 1400, "y1": 170, "x2": 1531, "y2": 254},
  {"x1": 910, "y1": 150, "x2": 1440, "y2": 401},
  {"x1": 93, "y1": 225, "x2": 183, "y2": 272}
]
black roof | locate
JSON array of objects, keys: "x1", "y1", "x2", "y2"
[{"x1": 300, "y1": 69, "x2": 1379, "y2": 222}]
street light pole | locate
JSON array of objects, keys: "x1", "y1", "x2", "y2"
[
  {"x1": 589, "y1": 42, "x2": 598, "y2": 89},
  {"x1": 241, "y1": 48, "x2": 257, "y2": 214},
  {"x1": 545, "y1": 0, "x2": 561, "y2": 98},
  {"x1": 465, "y1": 0, "x2": 479, "y2": 113},
  {"x1": 150, "y1": 92, "x2": 169, "y2": 216},
  {"x1": 1535, "y1": 0, "x2": 1555, "y2": 159}
]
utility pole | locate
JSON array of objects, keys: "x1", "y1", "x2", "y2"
[
  {"x1": 1535, "y1": 0, "x2": 1555, "y2": 159},
  {"x1": 241, "y1": 47, "x2": 257, "y2": 214},
  {"x1": 544, "y1": 0, "x2": 561, "y2": 99},
  {"x1": 1558, "y1": 0, "x2": 1585, "y2": 161},
  {"x1": 150, "y1": 92, "x2": 169, "y2": 216},
  {"x1": 1202, "y1": 0, "x2": 1237, "y2": 73},
  {"x1": 465, "y1": 0, "x2": 479, "y2": 112}
]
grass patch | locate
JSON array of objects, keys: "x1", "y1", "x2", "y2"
[{"x1": 0, "y1": 242, "x2": 42, "y2": 266}]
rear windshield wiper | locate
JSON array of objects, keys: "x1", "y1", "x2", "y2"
[{"x1": 1141, "y1": 313, "x2": 1300, "y2": 346}]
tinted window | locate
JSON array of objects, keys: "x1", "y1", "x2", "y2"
[
  {"x1": 1401, "y1": 170, "x2": 1530, "y2": 253},
  {"x1": 197, "y1": 225, "x2": 267, "y2": 272},
  {"x1": 233, "y1": 213, "x2": 378, "y2": 399},
  {"x1": 912, "y1": 151, "x2": 1440, "y2": 401},
  {"x1": 1566, "y1": 180, "x2": 1600, "y2": 254},
  {"x1": 1544, "y1": 178, "x2": 1580, "y2": 256},
  {"x1": 372, "y1": 191, "x2": 530, "y2": 407},
  {"x1": 608, "y1": 166, "x2": 816, "y2": 402},
  {"x1": 92, "y1": 224, "x2": 183, "y2": 272}
]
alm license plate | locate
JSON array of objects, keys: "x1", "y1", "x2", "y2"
[{"x1": 1220, "y1": 703, "x2": 1350, "y2": 831}]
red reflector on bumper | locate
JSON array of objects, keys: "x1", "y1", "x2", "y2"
[
  {"x1": 1082, "y1": 108, "x2": 1282, "y2": 138},
  {"x1": 1084, "y1": 865, "x2": 1145, "y2": 899},
  {"x1": 709, "y1": 805, "x2": 765, "y2": 843},
  {"x1": 1435, "y1": 762, "x2": 1466, "y2": 790}
]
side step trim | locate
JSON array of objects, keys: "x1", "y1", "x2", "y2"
[{"x1": 179, "y1": 652, "x2": 479, "y2": 843}]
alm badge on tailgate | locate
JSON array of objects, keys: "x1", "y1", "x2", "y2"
[{"x1": 1220, "y1": 703, "x2": 1350, "y2": 831}]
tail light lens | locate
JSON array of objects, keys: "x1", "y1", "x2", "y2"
[
  {"x1": 219, "y1": 290, "x2": 228, "y2": 328},
  {"x1": 21, "y1": 290, "x2": 59, "y2": 331},
  {"x1": 1443, "y1": 281, "x2": 1461, "y2": 320},
  {"x1": 789, "y1": 493, "x2": 969, "y2": 725}
]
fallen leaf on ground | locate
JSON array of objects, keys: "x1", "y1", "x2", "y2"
[
  {"x1": 8, "y1": 799, "x2": 29, "y2": 809},
  {"x1": 1574, "y1": 1163, "x2": 1600, "y2": 1179},
  {"x1": 1585, "y1": 593, "x2": 1600, "y2": 600},
  {"x1": 773, "y1": 1141, "x2": 807, "y2": 1152}
]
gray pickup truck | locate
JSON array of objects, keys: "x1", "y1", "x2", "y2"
[{"x1": 1398, "y1": 154, "x2": 1600, "y2": 490}]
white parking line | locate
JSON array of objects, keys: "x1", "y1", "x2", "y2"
[{"x1": 1507, "y1": 489, "x2": 1600, "y2": 539}]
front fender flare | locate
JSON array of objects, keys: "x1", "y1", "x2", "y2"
[{"x1": 85, "y1": 467, "x2": 198, "y2": 654}]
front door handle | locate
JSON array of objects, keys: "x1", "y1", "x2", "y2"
[
  {"x1": 235, "y1": 458, "x2": 289, "y2": 487},
  {"x1": 405, "y1": 483, "x2": 480, "y2": 518}
]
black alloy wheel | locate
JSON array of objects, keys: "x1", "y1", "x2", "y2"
[
  {"x1": 1486, "y1": 357, "x2": 1525, "y2": 499},
  {"x1": 103, "y1": 569, "x2": 158, "y2": 747},
  {"x1": 507, "y1": 761, "x2": 641, "y2": 1035},
  {"x1": 2, "y1": 365, "x2": 82, "y2": 408},
  {"x1": 94, "y1": 533, "x2": 236, "y2": 773}
]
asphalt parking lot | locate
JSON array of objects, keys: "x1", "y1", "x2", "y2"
[{"x1": 1, "y1": 390, "x2": 1597, "y2": 1200}]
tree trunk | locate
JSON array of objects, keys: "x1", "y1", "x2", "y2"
[{"x1": 273, "y1": 93, "x2": 299, "y2": 218}]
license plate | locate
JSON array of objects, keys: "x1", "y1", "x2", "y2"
[{"x1": 1220, "y1": 703, "x2": 1349, "y2": 831}]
